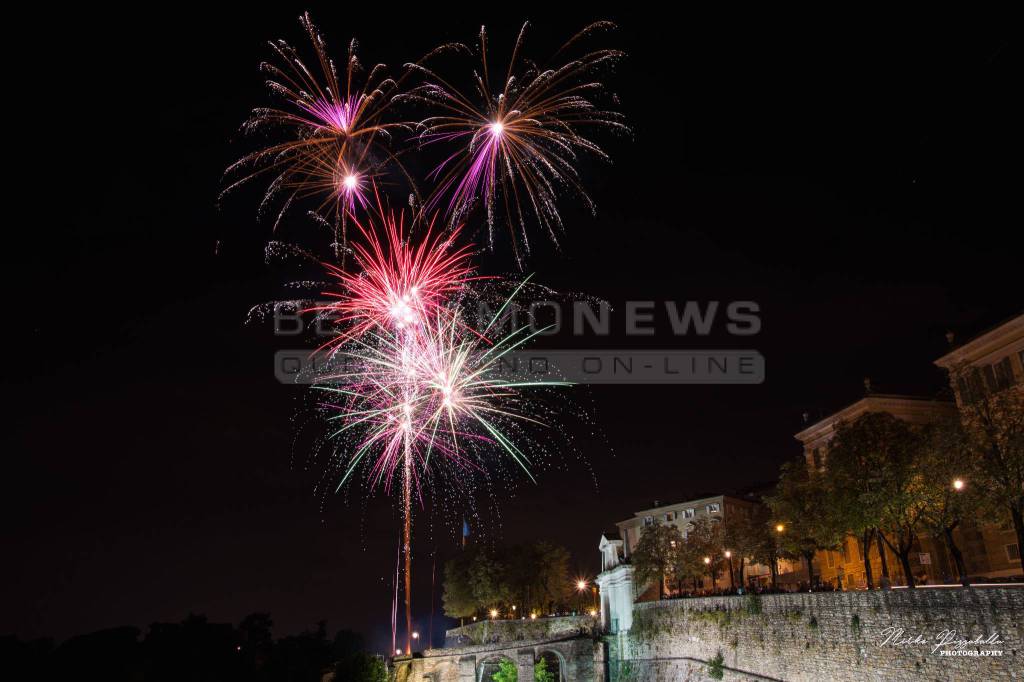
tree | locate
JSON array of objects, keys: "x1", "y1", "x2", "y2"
[
  {"x1": 492, "y1": 658, "x2": 518, "y2": 682},
  {"x1": 917, "y1": 416, "x2": 981, "y2": 586},
  {"x1": 872, "y1": 418, "x2": 930, "y2": 588},
  {"x1": 630, "y1": 521, "x2": 681, "y2": 599},
  {"x1": 332, "y1": 631, "x2": 387, "y2": 682},
  {"x1": 670, "y1": 528, "x2": 705, "y2": 593},
  {"x1": 270, "y1": 621, "x2": 333, "y2": 682},
  {"x1": 767, "y1": 458, "x2": 843, "y2": 586},
  {"x1": 237, "y1": 612, "x2": 274, "y2": 673},
  {"x1": 442, "y1": 549, "x2": 478, "y2": 619},
  {"x1": 826, "y1": 412, "x2": 929, "y2": 588},
  {"x1": 958, "y1": 386, "x2": 1024, "y2": 560},
  {"x1": 534, "y1": 656, "x2": 556, "y2": 682},
  {"x1": 507, "y1": 541, "x2": 572, "y2": 615},
  {"x1": 471, "y1": 548, "x2": 511, "y2": 613},
  {"x1": 825, "y1": 413, "x2": 902, "y2": 587},
  {"x1": 746, "y1": 506, "x2": 784, "y2": 589},
  {"x1": 723, "y1": 507, "x2": 768, "y2": 587},
  {"x1": 686, "y1": 517, "x2": 725, "y2": 590},
  {"x1": 443, "y1": 541, "x2": 575, "y2": 618}
]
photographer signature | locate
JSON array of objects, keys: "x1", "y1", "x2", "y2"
[{"x1": 879, "y1": 627, "x2": 1004, "y2": 654}]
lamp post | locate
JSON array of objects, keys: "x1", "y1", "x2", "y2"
[
  {"x1": 950, "y1": 478, "x2": 970, "y2": 587},
  {"x1": 771, "y1": 525, "x2": 785, "y2": 590},
  {"x1": 724, "y1": 551, "x2": 735, "y2": 590},
  {"x1": 703, "y1": 556, "x2": 712, "y2": 592},
  {"x1": 576, "y1": 579, "x2": 589, "y2": 614}
]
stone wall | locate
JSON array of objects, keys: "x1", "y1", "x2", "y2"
[
  {"x1": 444, "y1": 615, "x2": 593, "y2": 648},
  {"x1": 403, "y1": 631, "x2": 598, "y2": 682},
  {"x1": 608, "y1": 587, "x2": 1023, "y2": 681}
]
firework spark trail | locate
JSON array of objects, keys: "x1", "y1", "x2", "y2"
[
  {"x1": 312, "y1": 278, "x2": 569, "y2": 655},
  {"x1": 401, "y1": 21, "x2": 629, "y2": 262}
]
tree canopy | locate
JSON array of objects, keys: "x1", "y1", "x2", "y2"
[{"x1": 442, "y1": 541, "x2": 574, "y2": 618}]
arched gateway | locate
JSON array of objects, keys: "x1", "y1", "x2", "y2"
[{"x1": 401, "y1": 615, "x2": 598, "y2": 682}]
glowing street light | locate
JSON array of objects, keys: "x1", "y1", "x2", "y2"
[
  {"x1": 775, "y1": 524, "x2": 785, "y2": 533},
  {"x1": 724, "y1": 551, "x2": 732, "y2": 559},
  {"x1": 703, "y1": 556, "x2": 711, "y2": 565},
  {"x1": 589, "y1": 609, "x2": 597, "y2": 617},
  {"x1": 395, "y1": 649, "x2": 402, "y2": 656},
  {"x1": 576, "y1": 579, "x2": 588, "y2": 592},
  {"x1": 530, "y1": 613, "x2": 537, "y2": 620},
  {"x1": 412, "y1": 632, "x2": 419, "y2": 640},
  {"x1": 953, "y1": 478, "x2": 965, "y2": 491},
  {"x1": 489, "y1": 609, "x2": 498, "y2": 619}
]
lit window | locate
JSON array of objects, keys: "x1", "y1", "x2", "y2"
[
  {"x1": 707, "y1": 503, "x2": 721, "y2": 513},
  {"x1": 1007, "y1": 544, "x2": 1021, "y2": 562}
]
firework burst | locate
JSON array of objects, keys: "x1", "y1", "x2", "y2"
[
  {"x1": 313, "y1": 298, "x2": 567, "y2": 502},
  {"x1": 402, "y1": 21, "x2": 629, "y2": 261},
  {"x1": 309, "y1": 272, "x2": 568, "y2": 656},
  {"x1": 222, "y1": 12, "x2": 415, "y2": 256},
  {"x1": 224, "y1": 16, "x2": 618, "y2": 658},
  {"x1": 302, "y1": 193, "x2": 485, "y2": 353}
]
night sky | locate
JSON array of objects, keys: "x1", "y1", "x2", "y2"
[{"x1": 4, "y1": 7, "x2": 1019, "y2": 655}]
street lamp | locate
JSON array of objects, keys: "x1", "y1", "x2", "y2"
[
  {"x1": 775, "y1": 524, "x2": 785, "y2": 533},
  {"x1": 953, "y1": 478, "x2": 965, "y2": 491},
  {"x1": 489, "y1": 609, "x2": 498, "y2": 619},
  {"x1": 724, "y1": 551, "x2": 735, "y2": 590},
  {"x1": 412, "y1": 632, "x2": 419, "y2": 641},
  {"x1": 575, "y1": 579, "x2": 590, "y2": 614}
]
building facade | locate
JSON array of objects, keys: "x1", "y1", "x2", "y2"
[
  {"x1": 610, "y1": 494, "x2": 799, "y2": 598},
  {"x1": 794, "y1": 394, "x2": 956, "y2": 588},
  {"x1": 935, "y1": 312, "x2": 1024, "y2": 577},
  {"x1": 793, "y1": 313, "x2": 1024, "y2": 587}
]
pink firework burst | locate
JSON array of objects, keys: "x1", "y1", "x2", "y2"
[
  {"x1": 222, "y1": 12, "x2": 413, "y2": 256},
  {"x1": 402, "y1": 21, "x2": 629, "y2": 262},
  {"x1": 299, "y1": 94, "x2": 366, "y2": 134},
  {"x1": 304, "y1": 195, "x2": 482, "y2": 351}
]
